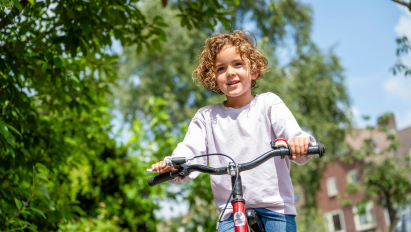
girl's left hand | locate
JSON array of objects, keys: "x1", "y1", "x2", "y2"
[{"x1": 289, "y1": 137, "x2": 312, "y2": 160}]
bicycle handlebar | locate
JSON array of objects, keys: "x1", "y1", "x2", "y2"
[{"x1": 147, "y1": 143, "x2": 326, "y2": 187}]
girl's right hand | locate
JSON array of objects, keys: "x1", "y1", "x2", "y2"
[{"x1": 151, "y1": 161, "x2": 183, "y2": 181}]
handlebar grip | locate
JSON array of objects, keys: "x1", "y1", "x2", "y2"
[
  {"x1": 147, "y1": 172, "x2": 176, "y2": 186},
  {"x1": 305, "y1": 143, "x2": 326, "y2": 158}
]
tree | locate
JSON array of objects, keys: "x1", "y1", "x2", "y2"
[
  {"x1": 392, "y1": 36, "x2": 411, "y2": 77},
  {"x1": 391, "y1": 0, "x2": 411, "y2": 77},
  {"x1": 113, "y1": 0, "x2": 351, "y2": 231},
  {"x1": 0, "y1": 0, "x2": 235, "y2": 231},
  {"x1": 339, "y1": 113, "x2": 410, "y2": 232}
]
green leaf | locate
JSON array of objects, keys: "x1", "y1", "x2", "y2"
[
  {"x1": 52, "y1": 36, "x2": 65, "y2": 44},
  {"x1": 36, "y1": 187, "x2": 50, "y2": 199},
  {"x1": 219, "y1": 17, "x2": 231, "y2": 30},
  {"x1": 108, "y1": 5, "x2": 126, "y2": 12},
  {"x1": 72, "y1": 205, "x2": 86, "y2": 216},
  {"x1": 137, "y1": 43, "x2": 143, "y2": 55},
  {"x1": 28, "y1": 207, "x2": 46, "y2": 219},
  {"x1": 6, "y1": 123, "x2": 21, "y2": 137},
  {"x1": 15, "y1": 198, "x2": 23, "y2": 210},
  {"x1": 53, "y1": 56, "x2": 62, "y2": 67},
  {"x1": 144, "y1": 42, "x2": 154, "y2": 54},
  {"x1": 14, "y1": 0, "x2": 23, "y2": 11},
  {"x1": 152, "y1": 39, "x2": 162, "y2": 52},
  {"x1": 45, "y1": 52, "x2": 53, "y2": 62},
  {"x1": 153, "y1": 16, "x2": 163, "y2": 24},
  {"x1": 0, "y1": 121, "x2": 13, "y2": 146},
  {"x1": 70, "y1": 76, "x2": 82, "y2": 92},
  {"x1": 27, "y1": 0, "x2": 34, "y2": 5}
]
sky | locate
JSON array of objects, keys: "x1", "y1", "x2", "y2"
[{"x1": 300, "y1": 0, "x2": 411, "y2": 131}]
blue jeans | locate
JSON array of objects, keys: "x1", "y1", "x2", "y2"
[{"x1": 218, "y1": 208, "x2": 296, "y2": 232}]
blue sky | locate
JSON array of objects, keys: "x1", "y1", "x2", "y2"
[{"x1": 301, "y1": 0, "x2": 411, "y2": 130}]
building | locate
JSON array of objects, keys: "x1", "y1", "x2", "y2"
[{"x1": 317, "y1": 115, "x2": 411, "y2": 232}]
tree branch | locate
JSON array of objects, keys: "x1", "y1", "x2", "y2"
[
  {"x1": 392, "y1": 0, "x2": 411, "y2": 11},
  {"x1": 0, "y1": 0, "x2": 29, "y2": 31},
  {"x1": 0, "y1": 166, "x2": 35, "y2": 230}
]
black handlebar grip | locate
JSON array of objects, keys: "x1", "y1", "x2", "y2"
[
  {"x1": 305, "y1": 143, "x2": 326, "y2": 158},
  {"x1": 147, "y1": 172, "x2": 175, "y2": 186}
]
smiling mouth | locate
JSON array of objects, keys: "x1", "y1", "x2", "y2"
[{"x1": 227, "y1": 80, "x2": 240, "y2": 86}]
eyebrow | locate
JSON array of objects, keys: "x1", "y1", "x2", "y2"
[{"x1": 215, "y1": 59, "x2": 243, "y2": 67}]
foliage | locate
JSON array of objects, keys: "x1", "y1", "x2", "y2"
[
  {"x1": 113, "y1": 0, "x2": 351, "y2": 231},
  {"x1": 391, "y1": 1, "x2": 411, "y2": 78},
  {"x1": 0, "y1": 0, "x2": 235, "y2": 231},
  {"x1": 0, "y1": 0, "x2": 13, "y2": 10},
  {"x1": 392, "y1": 36, "x2": 411, "y2": 77},
  {"x1": 340, "y1": 113, "x2": 411, "y2": 232}
]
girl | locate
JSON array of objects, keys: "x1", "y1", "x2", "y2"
[{"x1": 151, "y1": 30, "x2": 315, "y2": 232}]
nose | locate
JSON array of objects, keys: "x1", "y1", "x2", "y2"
[{"x1": 226, "y1": 65, "x2": 235, "y2": 77}]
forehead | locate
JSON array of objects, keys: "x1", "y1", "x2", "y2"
[{"x1": 215, "y1": 45, "x2": 241, "y2": 64}]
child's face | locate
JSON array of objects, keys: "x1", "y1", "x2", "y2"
[{"x1": 214, "y1": 45, "x2": 257, "y2": 98}]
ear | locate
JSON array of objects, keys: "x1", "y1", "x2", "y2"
[
  {"x1": 251, "y1": 69, "x2": 259, "y2": 80},
  {"x1": 214, "y1": 81, "x2": 220, "y2": 90}
]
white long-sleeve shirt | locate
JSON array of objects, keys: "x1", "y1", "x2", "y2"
[{"x1": 166, "y1": 92, "x2": 315, "y2": 221}]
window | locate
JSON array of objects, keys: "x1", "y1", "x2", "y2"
[
  {"x1": 353, "y1": 202, "x2": 376, "y2": 231},
  {"x1": 346, "y1": 169, "x2": 358, "y2": 184},
  {"x1": 372, "y1": 139, "x2": 381, "y2": 153},
  {"x1": 326, "y1": 177, "x2": 338, "y2": 197},
  {"x1": 324, "y1": 209, "x2": 346, "y2": 232}
]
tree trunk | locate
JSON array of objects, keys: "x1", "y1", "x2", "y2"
[
  {"x1": 389, "y1": 217, "x2": 399, "y2": 232},
  {"x1": 388, "y1": 206, "x2": 399, "y2": 232}
]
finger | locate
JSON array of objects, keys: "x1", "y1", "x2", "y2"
[
  {"x1": 290, "y1": 141, "x2": 296, "y2": 158},
  {"x1": 298, "y1": 139, "x2": 307, "y2": 158},
  {"x1": 304, "y1": 138, "x2": 310, "y2": 154},
  {"x1": 160, "y1": 161, "x2": 166, "y2": 169},
  {"x1": 294, "y1": 139, "x2": 301, "y2": 158},
  {"x1": 290, "y1": 155, "x2": 296, "y2": 160}
]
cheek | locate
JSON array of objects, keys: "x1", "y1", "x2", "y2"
[{"x1": 216, "y1": 75, "x2": 225, "y2": 85}]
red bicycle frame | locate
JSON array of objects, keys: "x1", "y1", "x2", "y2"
[{"x1": 230, "y1": 175, "x2": 249, "y2": 232}]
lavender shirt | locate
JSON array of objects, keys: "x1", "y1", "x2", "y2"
[{"x1": 166, "y1": 92, "x2": 315, "y2": 220}]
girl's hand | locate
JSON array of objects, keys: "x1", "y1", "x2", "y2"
[
  {"x1": 151, "y1": 161, "x2": 183, "y2": 181},
  {"x1": 289, "y1": 137, "x2": 312, "y2": 160},
  {"x1": 151, "y1": 161, "x2": 174, "y2": 174}
]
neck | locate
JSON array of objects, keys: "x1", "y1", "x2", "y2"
[{"x1": 224, "y1": 92, "x2": 255, "y2": 109}]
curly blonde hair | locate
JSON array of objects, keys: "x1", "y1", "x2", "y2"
[{"x1": 193, "y1": 30, "x2": 268, "y2": 95}]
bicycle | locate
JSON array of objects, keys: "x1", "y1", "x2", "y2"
[{"x1": 147, "y1": 138, "x2": 326, "y2": 232}]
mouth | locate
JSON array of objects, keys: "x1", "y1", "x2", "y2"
[{"x1": 227, "y1": 80, "x2": 240, "y2": 86}]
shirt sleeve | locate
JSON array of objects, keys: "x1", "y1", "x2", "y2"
[
  {"x1": 164, "y1": 114, "x2": 208, "y2": 183},
  {"x1": 268, "y1": 94, "x2": 316, "y2": 165}
]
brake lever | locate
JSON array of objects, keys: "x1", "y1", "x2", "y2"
[{"x1": 146, "y1": 157, "x2": 194, "y2": 173}]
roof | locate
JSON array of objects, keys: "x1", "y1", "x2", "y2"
[{"x1": 345, "y1": 128, "x2": 393, "y2": 151}]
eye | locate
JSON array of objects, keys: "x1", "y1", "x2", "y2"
[
  {"x1": 217, "y1": 67, "x2": 225, "y2": 72},
  {"x1": 235, "y1": 62, "x2": 242, "y2": 67}
]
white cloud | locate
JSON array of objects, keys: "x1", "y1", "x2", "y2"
[
  {"x1": 383, "y1": 77, "x2": 411, "y2": 103},
  {"x1": 397, "y1": 110, "x2": 411, "y2": 130},
  {"x1": 395, "y1": 5, "x2": 411, "y2": 37},
  {"x1": 352, "y1": 107, "x2": 360, "y2": 117}
]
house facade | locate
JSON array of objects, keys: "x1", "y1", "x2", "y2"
[{"x1": 317, "y1": 116, "x2": 411, "y2": 232}]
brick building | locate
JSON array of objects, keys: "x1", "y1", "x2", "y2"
[{"x1": 317, "y1": 116, "x2": 411, "y2": 232}]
